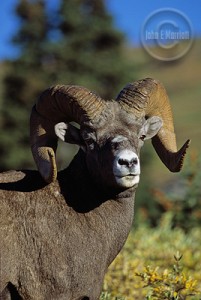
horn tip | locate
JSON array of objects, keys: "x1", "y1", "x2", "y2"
[
  {"x1": 33, "y1": 147, "x2": 57, "y2": 183},
  {"x1": 169, "y1": 139, "x2": 191, "y2": 172}
]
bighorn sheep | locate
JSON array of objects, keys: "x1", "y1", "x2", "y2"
[{"x1": 0, "y1": 78, "x2": 189, "y2": 300}]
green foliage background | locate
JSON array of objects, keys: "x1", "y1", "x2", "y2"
[{"x1": 102, "y1": 216, "x2": 201, "y2": 299}]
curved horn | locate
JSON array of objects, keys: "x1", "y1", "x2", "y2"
[
  {"x1": 30, "y1": 85, "x2": 106, "y2": 183},
  {"x1": 116, "y1": 78, "x2": 190, "y2": 172}
]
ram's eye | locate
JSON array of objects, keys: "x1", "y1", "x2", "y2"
[
  {"x1": 140, "y1": 134, "x2": 146, "y2": 141},
  {"x1": 85, "y1": 138, "x2": 95, "y2": 150}
]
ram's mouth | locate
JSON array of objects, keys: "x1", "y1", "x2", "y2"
[
  {"x1": 115, "y1": 174, "x2": 140, "y2": 188},
  {"x1": 122, "y1": 174, "x2": 136, "y2": 178},
  {"x1": 116, "y1": 173, "x2": 140, "y2": 178}
]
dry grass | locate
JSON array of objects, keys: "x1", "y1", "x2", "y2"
[{"x1": 102, "y1": 213, "x2": 201, "y2": 299}]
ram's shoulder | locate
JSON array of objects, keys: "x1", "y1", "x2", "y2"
[
  {"x1": 0, "y1": 170, "x2": 47, "y2": 192},
  {"x1": 0, "y1": 170, "x2": 26, "y2": 183}
]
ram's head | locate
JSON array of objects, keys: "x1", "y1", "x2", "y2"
[{"x1": 30, "y1": 78, "x2": 190, "y2": 190}]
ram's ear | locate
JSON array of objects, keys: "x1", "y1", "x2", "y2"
[
  {"x1": 139, "y1": 116, "x2": 163, "y2": 140},
  {"x1": 55, "y1": 122, "x2": 85, "y2": 148}
]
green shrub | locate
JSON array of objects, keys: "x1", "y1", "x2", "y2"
[
  {"x1": 102, "y1": 213, "x2": 201, "y2": 299},
  {"x1": 136, "y1": 252, "x2": 199, "y2": 299},
  {"x1": 153, "y1": 153, "x2": 201, "y2": 230}
]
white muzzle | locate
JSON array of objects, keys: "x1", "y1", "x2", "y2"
[{"x1": 113, "y1": 150, "x2": 140, "y2": 188}]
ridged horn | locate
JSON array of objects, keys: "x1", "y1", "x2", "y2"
[
  {"x1": 116, "y1": 78, "x2": 190, "y2": 172},
  {"x1": 30, "y1": 85, "x2": 106, "y2": 183}
]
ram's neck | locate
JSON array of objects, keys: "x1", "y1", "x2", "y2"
[{"x1": 58, "y1": 149, "x2": 136, "y2": 213}]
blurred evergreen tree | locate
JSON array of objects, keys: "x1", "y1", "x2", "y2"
[
  {"x1": 0, "y1": 0, "x2": 48, "y2": 170},
  {"x1": 54, "y1": 0, "x2": 130, "y2": 98},
  {"x1": 0, "y1": 0, "x2": 136, "y2": 170}
]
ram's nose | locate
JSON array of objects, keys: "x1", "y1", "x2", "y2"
[
  {"x1": 116, "y1": 150, "x2": 140, "y2": 174},
  {"x1": 118, "y1": 156, "x2": 138, "y2": 169}
]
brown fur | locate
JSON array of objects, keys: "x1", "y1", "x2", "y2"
[{"x1": 0, "y1": 149, "x2": 136, "y2": 300}]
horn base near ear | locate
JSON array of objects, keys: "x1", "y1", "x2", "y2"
[{"x1": 116, "y1": 78, "x2": 190, "y2": 171}]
